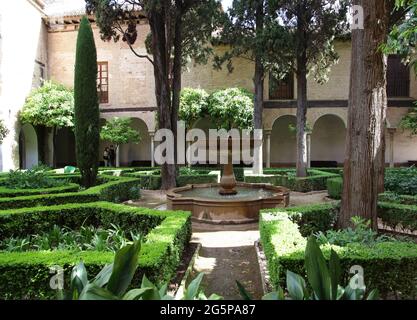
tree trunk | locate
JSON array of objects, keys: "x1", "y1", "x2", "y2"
[
  {"x1": 171, "y1": 3, "x2": 183, "y2": 185},
  {"x1": 252, "y1": 0, "x2": 264, "y2": 175},
  {"x1": 339, "y1": 0, "x2": 388, "y2": 230},
  {"x1": 295, "y1": 5, "x2": 308, "y2": 178},
  {"x1": 148, "y1": 7, "x2": 177, "y2": 190}
]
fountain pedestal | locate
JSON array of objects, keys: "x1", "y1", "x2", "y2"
[{"x1": 219, "y1": 162, "x2": 237, "y2": 195}]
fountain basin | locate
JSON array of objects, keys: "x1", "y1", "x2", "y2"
[{"x1": 167, "y1": 182, "x2": 290, "y2": 224}]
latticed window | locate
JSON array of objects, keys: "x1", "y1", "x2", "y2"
[
  {"x1": 269, "y1": 73, "x2": 294, "y2": 100},
  {"x1": 97, "y1": 61, "x2": 109, "y2": 103},
  {"x1": 387, "y1": 55, "x2": 410, "y2": 97}
]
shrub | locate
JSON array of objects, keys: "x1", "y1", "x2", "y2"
[
  {"x1": 0, "y1": 183, "x2": 79, "y2": 198},
  {"x1": 0, "y1": 224, "x2": 142, "y2": 253},
  {"x1": 245, "y1": 169, "x2": 340, "y2": 192},
  {"x1": 0, "y1": 175, "x2": 141, "y2": 209},
  {"x1": 61, "y1": 241, "x2": 221, "y2": 300},
  {"x1": 0, "y1": 202, "x2": 191, "y2": 299},
  {"x1": 379, "y1": 192, "x2": 417, "y2": 206},
  {"x1": 327, "y1": 177, "x2": 343, "y2": 199},
  {"x1": 385, "y1": 167, "x2": 417, "y2": 195},
  {"x1": 315, "y1": 216, "x2": 397, "y2": 246},
  {"x1": 1, "y1": 167, "x2": 70, "y2": 190},
  {"x1": 238, "y1": 237, "x2": 379, "y2": 300},
  {"x1": 260, "y1": 206, "x2": 417, "y2": 299},
  {"x1": 378, "y1": 201, "x2": 417, "y2": 232},
  {"x1": 284, "y1": 202, "x2": 339, "y2": 236}
]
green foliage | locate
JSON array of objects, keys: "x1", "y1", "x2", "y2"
[
  {"x1": 74, "y1": 16, "x2": 100, "y2": 188},
  {"x1": 86, "y1": 0, "x2": 223, "y2": 68},
  {"x1": 385, "y1": 167, "x2": 417, "y2": 195},
  {"x1": 207, "y1": 88, "x2": 254, "y2": 130},
  {"x1": 378, "y1": 201, "x2": 417, "y2": 233},
  {"x1": 0, "y1": 118, "x2": 9, "y2": 143},
  {"x1": 20, "y1": 80, "x2": 74, "y2": 128},
  {"x1": 0, "y1": 224, "x2": 142, "y2": 253},
  {"x1": 267, "y1": 0, "x2": 348, "y2": 82},
  {"x1": 285, "y1": 203, "x2": 339, "y2": 237},
  {"x1": 60, "y1": 240, "x2": 221, "y2": 300},
  {"x1": 384, "y1": 0, "x2": 417, "y2": 74},
  {"x1": 213, "y1": 0, "x2": 291, "y2": 83},
  {"x1": 100, "y1": 117, "x2": 141, "y2": 148},
  {"x1": 0, "y1": 174, "x2": 141, "y2": 209},
  {"x1": 379, "y1": 192, "x2": 417, "y2": 206},
  {"x1": 240, "y1": 237, "x2": 378, "y2": 300},
  {"x1": 315, "y1": 217, "x2": 397, "y2": 247},
  {"x1": 260, "y1": 207, "x2": 417, "y2": 299},
  {"x1": 1, "y1": 166, "x2": 69, "y2": 190},
  {"x1": 327, "y1": 177, "x2": 343, "y2": 199},
  {"x1": 247, "y1": 168, "x2": 340, "y2": 192},
  {"x1": 0, "y1": 202, "x2": 191, "y2": 299},
  {"x1": 399, "y1": 105, "x2": 417, "y2": 136},
  {"x1": 179, "y1": 88, "x2": 209, "y2": 128}
]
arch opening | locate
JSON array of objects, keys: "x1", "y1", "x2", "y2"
[
  {"x1": 311, "y1": 114, "x2": 346, "y2": 166},
  {"x1": 270, "y1": 115, "x2": 297, "y2": 167},
  {"x1": 19, "y1": 124, "x2": 38, "y2": 169}
]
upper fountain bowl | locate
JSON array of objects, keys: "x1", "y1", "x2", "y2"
[{"x1": 167, "y1": 182, "x2": 290, "y2": 224}]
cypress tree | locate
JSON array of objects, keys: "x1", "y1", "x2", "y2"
[{"x1": 74, "y1": 16, "x2": 100, "y2": 187}]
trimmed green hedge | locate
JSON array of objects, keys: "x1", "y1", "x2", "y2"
[
  {"x1": 378, "y1": 201, "x2": 417, "y2": 232},
  {"x1": 0, "y1": 202, "x2": 191, "y2": 299},
  {"x1": 0, "y1": 183, "x2": 79, "y2": 198},
  {"x1": 379, "y1": 192, "x2": 417, "y2": 206},
  {"x1": 176, "y1": 174, "x2": 218, "y2": 186},
  {"x1": 245, "y1": 169, "x2": 340, "y2": 192},
  {"x1": 260, "y1": 207, "x2": 417, "y2": 299},
  {"x1": 125, "y1": 169, "x2": 220, "y2": 190},
  {"x1": 327, "y1": 177, "x2": 343, "y2": 200},
  {"x1": 266, "y1": 202, "x2": 338, "y2": 237},
  {"x1": 0, "y1": 175, "x2": 141, "y2": 209}
]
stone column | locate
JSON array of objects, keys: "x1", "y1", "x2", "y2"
[
  {"x1": 388, "y1": 127, "x2": 396, "y2": 168},
  {"x1": 264, "y1": 130, "x2": 271, "y2": 168},
  {"x1": 307, "y1": 133, "x2": 312, "y2": 169},
  {"x1": 149, "y1": 131, "x2": 155, "y2": 167}
]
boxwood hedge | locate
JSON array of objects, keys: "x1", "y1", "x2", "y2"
[
  {"x1": 0, "y1": 202, "x2": 191, "y2": 299},
  {"x1": 260, "y1": 205, "x2": 417, "y2": 299},
  {"x1": 0, "y1": 175, "x2": 141, "y2": 209},
  {"x1": 245, "y1": 169, "x2": 340, "y2": 192},
  {"x1": 0, "y1": 183, "x2": 79, "y2": 198}
]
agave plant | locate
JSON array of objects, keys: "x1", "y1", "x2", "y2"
[
  {"x1": 238, "y1": 237, "x2": 379, "y2": 300},
  {"x1": 60, "y1": 240, "x2": 222, "y2": 300}
]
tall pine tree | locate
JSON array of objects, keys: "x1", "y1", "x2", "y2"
[{"x1": 74, "y1": 17, "x2": 100, "y2": 188}]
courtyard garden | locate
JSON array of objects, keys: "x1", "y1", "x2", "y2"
[
  {"x1": 0, "y1": 163, "x2": 416, "y2": 300},
  {"x1": 1, "y1": 0, "x2": 417, "y2": 308}
]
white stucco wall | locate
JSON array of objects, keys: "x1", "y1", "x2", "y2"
[{"x1": 0, "y1": 0, "x2": 46, "y2": 171}]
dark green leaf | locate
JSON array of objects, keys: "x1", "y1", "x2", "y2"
[{"x1": 107, "y1": 241, "x2": 141, "y2": 297}]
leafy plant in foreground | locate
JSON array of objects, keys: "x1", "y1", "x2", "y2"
[
  {"x1": 238, "y1": 237, "x2": 379, "y2": 300},
  {"x1": 60, "y1": 240, "x2": 222, "y2": 300}
]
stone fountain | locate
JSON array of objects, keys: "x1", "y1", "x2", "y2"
[{"x1": 167, "y1": 142, "x2": 290, "y2": 224}]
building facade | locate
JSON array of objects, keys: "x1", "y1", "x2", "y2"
[{"x1": 1, "y1": 0, "x2": 416, "y2": 171}]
